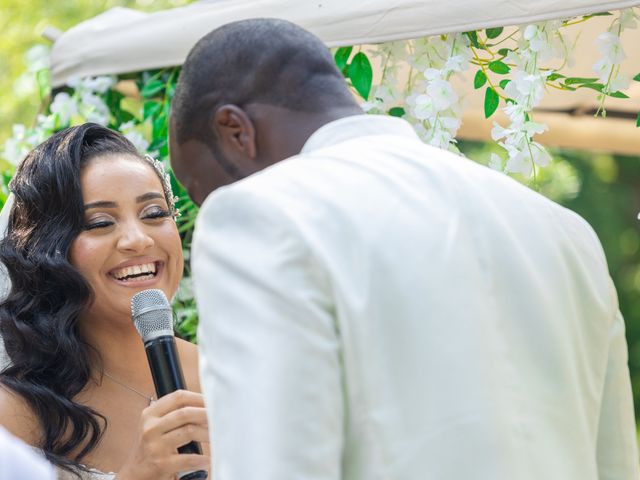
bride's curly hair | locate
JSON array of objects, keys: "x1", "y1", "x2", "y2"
[{"x1": 0, "y1": 123, "x2": 150, "y2": 473}]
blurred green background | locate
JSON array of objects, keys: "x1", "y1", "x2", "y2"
[{"x1": 2, "y1": 0, "x2": 640, "y2": 426}]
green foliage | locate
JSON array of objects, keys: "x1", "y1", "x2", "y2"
[
  {"x1": 388, "y1": 107, "x2": 405, "y2": 117},
  {"x1": 488, "y1": 60, "x2": 510, "y2": 74},
  {"x1": 474, "y1": 70, "x2": 487, "y2": 89},
  {"x1": 348, "y1": 52, "x2": 373, "y2": 100},
  {"x1": 334, "y1": 46, "x2": 353, "y2": 73},
  {"x1": 464, "y1": 31, "x2": 480, "y2": 48},
  {"x1": 0, "y1": 0, "x2": 193, "y2": 158},
  {"x1": 484, "y1": 86, "x2": 499, "y2": 118},
  {"x1": 485, "y1": 27, "x2": 504, "y2": 39},
  {"x1": 499, "y1": 79, "x2": 511, "y2": 90}
]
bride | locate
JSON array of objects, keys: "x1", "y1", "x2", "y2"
[{"x1": 0, "y1": 123, "x2": 209, "y2": 479}]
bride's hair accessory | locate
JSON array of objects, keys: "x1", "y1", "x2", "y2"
[{"x1": 144, "y1": 154, "x2": 181, "y2": 218}]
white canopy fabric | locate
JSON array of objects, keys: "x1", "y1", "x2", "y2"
[
  {"x1": 49, "y1": 0, "x2": 640, "y2": 154},
  {"x1": 50, "y1": 0, "x2": 640, "y2": 85}
]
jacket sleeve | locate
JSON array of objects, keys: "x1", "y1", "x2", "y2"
[
  {"x1": 192, "y1": 186, "x2": 344, "y2": 480},
  {"x1": 596, "y1": 306, "x2": 640, "y2": 480}
]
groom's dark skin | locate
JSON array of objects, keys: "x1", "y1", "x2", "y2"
[
  {"x1": 169, "y1": 104, "x2": 360, "y2": 206},
  {"x1": 168, "y1": 19, "x2": 362, "y2": 206}
]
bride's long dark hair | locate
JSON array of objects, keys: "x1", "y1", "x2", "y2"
[{"x1": 0, "y1": 123, "x2": 143, "y2": 472}]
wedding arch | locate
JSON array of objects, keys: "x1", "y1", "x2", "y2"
[{"x1": 2, "y1": 0, "x2": 639, "y2": 339}]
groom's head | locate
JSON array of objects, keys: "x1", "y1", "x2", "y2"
[{"x1": 169, "y1": 18, "x2": 360, "y2": 205}]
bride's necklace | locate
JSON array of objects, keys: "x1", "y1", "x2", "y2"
[{"x1": 103, "y1": 371, "x2": 156, "y2": 405}]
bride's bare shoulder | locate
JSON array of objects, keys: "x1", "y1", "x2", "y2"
[
  {"x1": 176, "y1": 338, "x2": 201, "y2": 393},
  {"x1": 0, "y1": 382, "x2": 41, "y2": 446}
]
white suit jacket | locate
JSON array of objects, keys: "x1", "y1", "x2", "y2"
[{"x1": 193, "y1": 115, "x2": 639, "y2": 480}]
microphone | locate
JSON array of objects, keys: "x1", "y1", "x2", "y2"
[{"x1": 131, "y1": 289, "x2": 208, "y2": 480}]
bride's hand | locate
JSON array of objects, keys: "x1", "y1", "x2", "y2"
[{"x1": 116, "y1": 390, "x2": 210, "y2": 480}]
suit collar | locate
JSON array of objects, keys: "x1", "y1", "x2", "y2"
[{"x1": 300, "y1": 114, "x2": 420, "y2": 154}]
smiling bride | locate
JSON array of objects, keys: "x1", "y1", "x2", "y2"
[{"x1": 0, "y1": 123, "x2": 210, "y2": 479}]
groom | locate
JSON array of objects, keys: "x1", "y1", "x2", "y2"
[{"x1": 169, "y1": 18, "x2": 638, "y2": 479}]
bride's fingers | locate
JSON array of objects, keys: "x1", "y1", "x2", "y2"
[
  {"x1": 159, "y1": 406, "x2": 208, "y2": 433},
  {"x1": 145, "y1": 390, "x2": 205, "y2": 417},
  {"x1": 162, "y1": 424, "x2": 210, "y2": 448},
  {"x1": 165, "y1": 453, "x2": 211, "y2": 474}
]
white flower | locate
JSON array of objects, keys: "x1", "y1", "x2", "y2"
[
  {"x1": 524, "y1": 25, "x2": 546, "y2": 52},
  {"x1": 430, "y1": 129, "x2": 454, "y2": 150},
  {"x1": 618, "y1": 8, "x2": 638, "y2": 30},
  {"x1": 530, "y1": 142, "x2": 552, "y2": 167},
  {"x1": 79, "y1": 93, "x2": 110, "y2": 125},
  {"x1": 422, "y1": 68, "x2": 442, "y2": 81},
  {"x1": 505, "y1": 149, "x2": 533, "y2": 176},
  {"x1": 608, "y1": 74, "x2": 630, "y2": 92},
  {"x1": 438, "y1": 116, "x2": 462, "y2": 135},
  {"x1": 412, "y1": 94, "x2": 436, "y2": 121},
  {"x1": 2, "y1": 139, "x2": 27, "y2": 165},
  {"x1": 596, "y1": 32, "x2": 626, "y2": 64},
  {"x1": 50, "y1": 92, "x2": 78, "y2": 125},
  {"x1": 25, "y1": 45, "x2": 50, "y2": 72},
  {"x1": 443, "y1": 54, "x2": 468, "y2": 74},
  {"x1": 426, "y1": 79, "x2": 458, "y2": 111},
  {"x1": 489, "y1": 153, "x2": 504, "y2": 171},
  {"x1": 119, "y1": 121, "x2": 150, "y2": 153},
  {"x1": 503, "y1": 102, "x2": 527, "y2": 125},
  {"x1": 523, "y1": 121, "x2": 548, "y2": 137},
  {"x1": 504, "y1": 71, "x2": 545, "y2": 107},
  {"x1": 82, "y1": 76, "x2": 116, "y2": 94},
  {"x1": 66, "y1": 75, "x2": 115, "y2": 95}
]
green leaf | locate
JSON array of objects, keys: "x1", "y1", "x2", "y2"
[
  {"x1": 143, "y1": 101, "x2": 162, "y2": 120},
  {"x1": 636, "y1": 111, "x2": 640, "y2": 127},
  {"x1": 607, "y1": 90, "x2": 629, "y2": 99},
  {"x1": 153, "y1": 115, "x2": 168, "y2": 138},
  {"x1": 488, "y1": 60, "x2": 510, "y2": 74},
  {"x1": 348, "y1": 52, "x2": 373, "y2": 100},
  {"x1": 497, "y1": 48, "x2": 510, "y2": 57},
  {"x1": 546, "y1": 73, "x2": 565, "y2": 81},
  {"x1": 465, "y1": 31, "x2": 480, "y2": 48},
  {"x1": 140, "y1": 79, "x2": 165, "y2": 98},
  {"x1": 474, "y1": 70, "x2": 487, "y2": 89},
  {"x1": 583, "y1": 11, "x2": 613, "y2": 19},
  {"x1": 36, "y1": 69, "x2": 51, "y2": 101},
  {"x1": 633, "y1": 73, "x2": 640, "y2": 82},
  {"x1": 334, "y1": 46, "x2": 353, "y2": 72},
  {"x1": 499, "y1": 79, "x2": 511, "y2": 90},
  {"x1": 564, "y1": 77, "x2": 598, "y2": 85},
  {"x1": 486, "y1": 27, "x2": 503, "y2": 39},
  {"x1": 388, "y1": 107, "x2": 405, "y2": 117},
  {"x1": 484, "y1": 86, "x2": 499, "y2": 118},
  {"x1": 579, "y1": 83, "x2": 604, "y2": 92}
]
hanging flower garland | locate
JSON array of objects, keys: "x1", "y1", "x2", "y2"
[{"x1": 336, "y1": 7, "x2": 639, "y2": 177}]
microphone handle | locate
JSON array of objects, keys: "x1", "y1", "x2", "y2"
[{"x1": 145, "y1": 336, "x2": 208, "y2": 479}]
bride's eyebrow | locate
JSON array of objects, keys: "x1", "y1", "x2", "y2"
[
  {"x1": 84, "y1": 200, "x2": 116, "y2": 210},
  {"x1": 83, "y1": 192, "x2": 164, "y2": 210},
  {"x1": 136, "y1": 192, "x2": 164, "y2": 203}
]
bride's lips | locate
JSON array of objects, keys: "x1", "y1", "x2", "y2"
[{"x1": 108, "y1": 259, "x2": 164, "y2": 287}]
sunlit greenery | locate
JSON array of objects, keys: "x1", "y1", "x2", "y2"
[{"x1": 0, "y1": 0, "x2": 192, "y2": 155}]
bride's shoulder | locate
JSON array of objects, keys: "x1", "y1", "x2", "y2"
[
  {"x1": 0, "y1": 382, "x2": 41, "y2": 446},
  {"x1": 175, "y1": 338, "x2": 201, "y2": 392}
]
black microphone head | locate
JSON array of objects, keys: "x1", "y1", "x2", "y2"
[{"x1": 131, "y1": 289, "x2": 174, "y2": 343}]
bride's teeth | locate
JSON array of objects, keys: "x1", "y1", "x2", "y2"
[{"x1": 113, "y1": 262, "x2": 157, "y2": 280}]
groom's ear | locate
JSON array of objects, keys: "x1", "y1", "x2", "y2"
[{"x1": 211, "y1": 105, "x2": 257, "y2": 161}]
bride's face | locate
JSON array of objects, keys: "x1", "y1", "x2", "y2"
[{"x1": 69, "y1": 155, "x2": 183, "y2": 325}]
